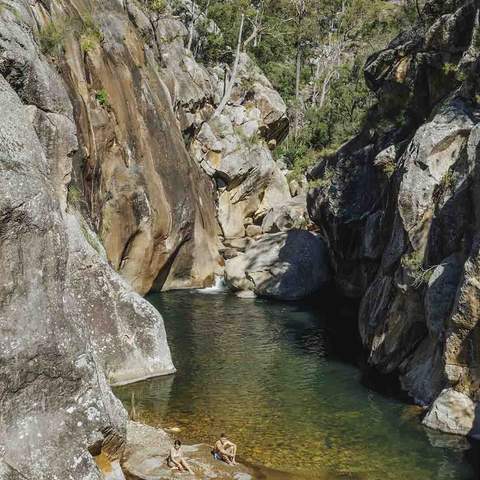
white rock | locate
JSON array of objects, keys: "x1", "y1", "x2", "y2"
[{"x1": 423, "y1": 388, "x2": 480, "y2": 437}]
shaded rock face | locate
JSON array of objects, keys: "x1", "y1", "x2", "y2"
[
  {"x1": 224, "y1": 230, "x2": 330, "y2": 301},
  {"x1": 0, "y1": 3, "x2": 174, "y2": 479},
  {"x1": 308, "y1": 0, "x2": 480, "y2": 436}
]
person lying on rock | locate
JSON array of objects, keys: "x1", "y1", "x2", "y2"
[
  {"x1": 167, "y1": 440, "x2": 194, "y2": 474},
  {"x1": 213, "y1": 433, "x2": 237, "y2": 465}
]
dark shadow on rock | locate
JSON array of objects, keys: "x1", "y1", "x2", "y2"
[
  {"x1": 231, "y1": 229, "x2": 331, "y2": 301},
  {"x1": 464, "y1": 395, "x2": 480, "y2": 478}
]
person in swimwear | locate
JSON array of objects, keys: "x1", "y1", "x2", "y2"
[
  {"x1": 214, "y1": 433, "x2": 237, "y2": 465},
  {"x1": 167, "y1": 440, "x2": 194, "y2": 474}
]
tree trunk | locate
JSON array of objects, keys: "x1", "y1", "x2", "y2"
[
  {"x1": 213, "y1": 14, "x2": 245, "y2": 118},
  {"x1": 293, "y1": 43, "x2": 302, "y2": 138}
]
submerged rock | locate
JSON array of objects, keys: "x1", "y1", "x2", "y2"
[{"x1": 225, "y1": 230, "x2": 330, "y2": 300}]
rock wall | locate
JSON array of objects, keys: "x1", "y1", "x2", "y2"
[
  {"x1": 31, "y1": 0, "x2": 221, "y2": 295},
  {"x1": 125, "y1": 2, "x2": 322, "y2": 300},
  {"x1": 19, "y1": 0, "x2": 305, "y2": 296},
  {"x1": 0, "y1": 0, "x2": 323, "y2": 476},
  {"x1": 308, "y1": 0, "x2": 480, "y2": 436},
  {"x1": 0, "y1": 2, "x2": 175, "y2": 478}
]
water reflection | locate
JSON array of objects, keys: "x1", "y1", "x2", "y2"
[{"x1": 115, "y1": 291, "x2": 474, "y2": 479}]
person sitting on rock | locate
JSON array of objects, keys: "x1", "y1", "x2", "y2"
[
  {"x1": 213, "y1": 433, "x2": 237, "y2": 465},
  {"x1": 167, "y1": 440, "x2": 194, "y2": 474}
]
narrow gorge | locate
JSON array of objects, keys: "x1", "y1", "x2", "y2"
[{"x1": 0, "y1": 0, "x2": 479, "y2": 479}]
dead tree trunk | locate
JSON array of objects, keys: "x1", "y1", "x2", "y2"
[{"x1": 213, "y1": 14, "x2": 245, "y2": 118}]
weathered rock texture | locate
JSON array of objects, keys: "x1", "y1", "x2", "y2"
[
  {"x1": 308, "y1": 0, "x2": 480, "y2": 436},
  {"x1": 225, "y1": 230, "x2": 330, "y2": 300},
  {"x1": 0, "y1": 2, "x2": 175, "y2": 479},
  {"x1": 188, "y1": 52, "x2": 292, "y2": 241},
  {"x1": 37, "y1": 0, "x2": 220, "y2": 295}
]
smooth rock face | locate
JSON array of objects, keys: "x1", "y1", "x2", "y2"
[
  {"x1": 225, "y1": 230, "x2": 330, "y2": 300},
  {"x1": 37, "y1": 0, "x2": 219, "y2": 295},
  {"x1": 307, "y1": 0, "x2": 480, "y2": 436},
  {"x1": 64, "y1": 215, "x2": 175, "y2": 386},
  {"x1": 0, "y1": 74, "x2": 124, "y2": 480}
]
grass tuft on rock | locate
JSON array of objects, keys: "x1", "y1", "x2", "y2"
[{"x1": 39, "y1": 20, "x2": 66, "y2": 56}]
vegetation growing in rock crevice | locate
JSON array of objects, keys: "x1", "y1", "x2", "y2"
[
  {"x1": 95, "y1": 88, "x2": 110, "y2": 107},
  {"x1": 79, "y1": 15, "x2": 103, "y2": 53},
  {"x1": 39, "y1": 13, "x2": 103, "y2": 57},
  {"x1": 401, "y1": 250, "x2": 438, "y2": 289},
  {"x1": 39, "y1": 20, "x2": 66, "y2": 56}
]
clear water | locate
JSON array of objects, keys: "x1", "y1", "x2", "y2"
[{"x1": 114, "y1": 291, "x2": 475, "y2": 479}]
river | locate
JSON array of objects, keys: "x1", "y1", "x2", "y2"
[{"x1": 114, "y1": 290, "x2": 476, "y2": 479}]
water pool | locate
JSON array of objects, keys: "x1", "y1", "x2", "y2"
[{"x1": 114, "y1": 291, "x2": 475, "y2": 479}]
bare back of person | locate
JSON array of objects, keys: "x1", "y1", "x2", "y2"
[{"x1": 214, "y1": 434, "x2": 237, "y2": 466}]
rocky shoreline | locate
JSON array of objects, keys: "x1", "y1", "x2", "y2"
[{"x1": 97, "y1": 421, "x2": 306, "y2": 480}]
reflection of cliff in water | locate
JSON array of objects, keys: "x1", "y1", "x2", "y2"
[{"x1": 119, "y1": 374, "x2": 174, "y2": 423}]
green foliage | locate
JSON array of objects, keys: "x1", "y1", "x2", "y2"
[
  {"x1": 95, "y1": 89, "x2": 109, "y2": 107},
  {"x1": 315, "y1": 167, "x2": 335, "y2": 189},
  {"x1": 39, "y1": 20, "x2": 66, "y2": 56},
  {"x1": 381, "y1": 160, "x2": 396, "y2": 177},
  {"x1": 279, "y1": 61, "x2": 373, "y2": 176},
  {"x1": 79, "y1": 15, "x2": 103, "y2": 53},
  {"x1": 67, "y1": 184, "x2": 82, "y2": 207},
  {"x1": 280, "y1": 141, "x2": 317, "y2": 180},
  {"x1": 148, "y1": 0, "x2": 167, "y2": 13},
  {"x1": 440, "y1": 170, "x2": 455, "y2": 191},
  {"x1": 442, "y1": 62, "x2": 466, "y2": 82},
  {"x1": 401, "y1": 250, "x2": 436, "y2": 288},
  {"x1": 193, "y1": 0, "x2": 418, "y2": 178},
  {"x1": 443, "y1": 62, "x2": 458, "y2": 76},
  {"x1": 433, "y1": 169, "x2": 455, "y2": 202}
]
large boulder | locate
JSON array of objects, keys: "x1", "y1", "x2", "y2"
[
  {"x1": 423, "y1": 389, "x2": 480, "y2": 437},
  {"x1": 225, "y1": 230, "x2": 330, "y2": 300},
  {"x1": 261, "y1": 195, "x2": 309, "y2": 233}
]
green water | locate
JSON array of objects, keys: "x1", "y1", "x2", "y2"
[{"x1": 115, "y1": 290, "x2": 475, "y2": 479}]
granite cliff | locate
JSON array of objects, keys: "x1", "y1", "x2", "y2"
[{"x1": 308, "y1": 0, "x2": 480, "y2": 437}]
